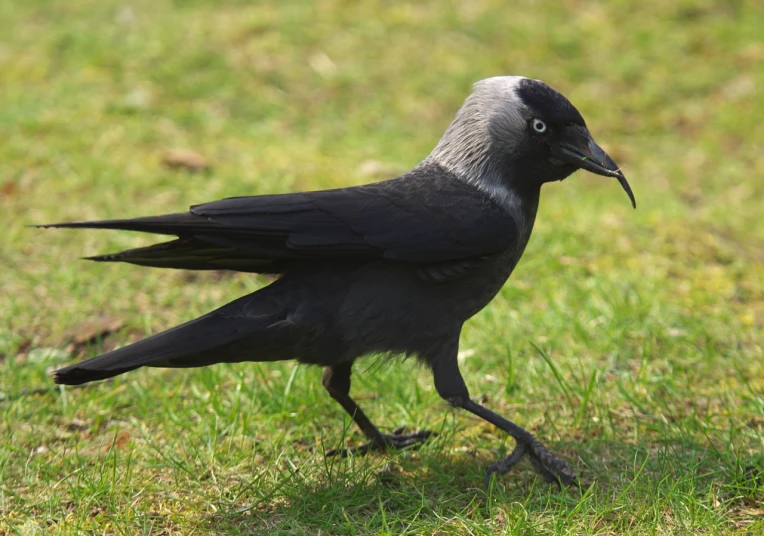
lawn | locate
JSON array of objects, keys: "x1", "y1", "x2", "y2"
[{"x1": 1, "y1": 0, "x2": 763, "y2": 534}]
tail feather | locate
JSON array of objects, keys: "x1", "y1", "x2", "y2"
[{"x1": 54, "y1": 291, "x2": 295, "y2": 385}]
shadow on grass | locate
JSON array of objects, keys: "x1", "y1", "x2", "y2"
[{"x1": 206, "y1": 438, "x2": 764, "y2": 534}]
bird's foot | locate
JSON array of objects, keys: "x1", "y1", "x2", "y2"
[
  {"x1": 326, "y1": 426, "x2": 436, "y2": 458},
  {"x1": 484, "y1": 438, "x2": 578, "y2": 488}
]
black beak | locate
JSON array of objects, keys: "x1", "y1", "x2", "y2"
[{"x1": 555, "y1": 127, "x2": 636, "y2": 209}]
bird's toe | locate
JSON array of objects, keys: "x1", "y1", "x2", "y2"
[
  {"x1": 484, "y1": 440, "x2": 579, "y2": 488},
  {"x1": 526, "y1": 442, "x2": 578, "y2": 488},
  {"x1": 326, "y1": 428, "x2": 436, "y2": 458}
]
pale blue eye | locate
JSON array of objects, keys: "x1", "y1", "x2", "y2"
[{"x1": 532, "y1": 119, "x2": 547, "y2": 133}]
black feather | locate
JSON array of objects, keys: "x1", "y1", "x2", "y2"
[
  {"x1": 54, "y1": 288, "x2": 296, "y2": 385},
  {"x1": 40, "y1": 164, "x2": 518, "y2": 274}
]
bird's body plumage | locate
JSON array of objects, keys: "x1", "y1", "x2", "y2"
[
  {"x1": 53, "y1": 162, "x2": 538, "y2": 383},
  {"x1": 41, "y1": 76, "x2": 635, "y2": 486}
]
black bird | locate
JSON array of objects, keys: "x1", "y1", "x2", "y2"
[{"x1": 41, "y1": 76, "x2": 635, "y2": 487}]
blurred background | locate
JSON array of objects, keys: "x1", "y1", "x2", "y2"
[{"x1": 1, "y1": 0, "x2": 763, "y2": 532}]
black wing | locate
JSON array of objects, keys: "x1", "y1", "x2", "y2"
[{"x1": 40, "y1": 165, "x2": 518, "y2": 274}]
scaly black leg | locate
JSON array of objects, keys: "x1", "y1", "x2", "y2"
[
  {"x1": 322, "y1": 361, "x2": 435, "y2": 457},
  {"x1": 430, "y1": 346, "x2": 578, "y2": 487}
]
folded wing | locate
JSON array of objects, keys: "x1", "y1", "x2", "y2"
[{"x1": 40, "y1": 169, "x2": 517, "y2": 274}]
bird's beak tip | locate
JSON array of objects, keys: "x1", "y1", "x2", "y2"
[
  {"x1": 557, "y1": 134, "x2": 636, "y2": 209},
  {"x1": 616, "y1": 174, "x2": 637, "y2": 209}
]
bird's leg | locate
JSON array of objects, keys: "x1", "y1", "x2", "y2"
[
  {"x1": 456, "y1": 398, "x2": 578, "y2": 487},
  {"x1": 322, "y1": 362, "x2": 435, "y2": 457},
  {"x1": 431, "y1": 350, "x2": 578, "y2": 487}
]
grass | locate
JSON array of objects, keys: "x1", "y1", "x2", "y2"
[{"x1": 1, "y1": 0, "x2": 763, "y2": 533}]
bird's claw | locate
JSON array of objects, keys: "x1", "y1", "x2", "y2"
[
  {"x1": 326, "y1": 426, "x2": 436, "y2": 458},
  {"x1": 484, "y1": 440, "x2": 579, "y2": 488}
]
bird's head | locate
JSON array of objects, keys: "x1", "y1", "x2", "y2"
[{"x1": 430, "y1": 76, "x2": 635, "y2": 208}]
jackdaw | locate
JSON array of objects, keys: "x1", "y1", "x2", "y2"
[{"x1": 41, "y1": 76, "x2": 635, "y2": 487}]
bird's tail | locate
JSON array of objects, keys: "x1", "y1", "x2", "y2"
[{"x1": 54, "y1": 287, "x2": 297, "y2": 385}]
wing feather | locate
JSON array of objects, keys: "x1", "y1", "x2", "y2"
[{"x1": 40, "y1": 165, "x2": 518, "y2": 274}]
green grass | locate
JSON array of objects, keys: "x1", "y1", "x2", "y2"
[{"x1": 2, "y1": 0, "x2": 764, "y2": 533}]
